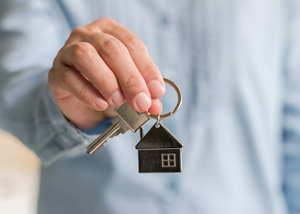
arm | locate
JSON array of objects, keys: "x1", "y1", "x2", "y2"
[
  {"x1": 0, "y1": 0, "x2": 92, "y2": 165},
  {"x1": 0, "y1": 1, "x2": 165, "y2": 165},
  {"x1": 282, "y1": 0, "x2": 300, "y2": 213}
]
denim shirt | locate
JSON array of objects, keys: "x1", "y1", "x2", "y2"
[{"x1": 0, "y1": 0, "x2": 300, "y2": 214}]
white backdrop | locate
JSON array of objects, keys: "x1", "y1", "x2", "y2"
[{"x1": 0, "y1": 129, "x2": 40, "y2": 214}]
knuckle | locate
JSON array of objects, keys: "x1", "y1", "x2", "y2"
[
  {"x1": 70, "y1": 26, "x2": 86, "y2": 37},
  {"x1": 123, "y1": 73, "x2": 144, "y2": 90},
  {"x1": 47, "y1": 68, "x2": 55, "y2": 85},
  {"x1": 51, "y1": 56, "x2": 59, "y2": 68},
  {"x1": 52, "y1": 55, "x2": 62, "y2": 68},
  {"x1": 124, "y1": 36, "x2": 146, "y2": 52},
  {"x1": 77, "y1": 84, "x2": 89, "y2": 98},
  {"x1": 99, "y1": 17, "x2": 117, "y2": 26},
  {"x1": 141, "y1": 62, "x2": 157, "y2": 76},
  {"x1": 114, "y1": 22, "x2": 124, "y2": 31},
  {"x1": 99, "y1": 72, "x2": 112, "y2": 86},
  {"x1": 101, "y1": 37, "x2": 126, "y2": 58},
  {"x1": 48, "y1": 61, "x2": 61, "y2": 86},
  {"x1": 71, "y1": 42, "x2": 94, "y2": 61},
  {"x1": 60, "y1": 70, "x2": 73, "y2": 89},
  {"x1": 60, "y1": 70, "x2": 88, "y2": 100},
  {"x1": 71, "y1": 26, "x2": 93, "y2": 37}
]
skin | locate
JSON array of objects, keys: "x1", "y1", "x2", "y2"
[{"x1": 48, "y1": 18, "x2": 165, "y2": 130}]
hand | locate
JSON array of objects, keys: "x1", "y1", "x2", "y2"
[{"x1": 48, "y1": 18, "x2": 165, "y2": 130}]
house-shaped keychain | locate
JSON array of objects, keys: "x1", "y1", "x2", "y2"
[{"x1": 135, "y1": 123, "x2": 183, "y2": 173}]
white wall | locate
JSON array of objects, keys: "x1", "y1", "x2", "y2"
[{"x1": 0, "y1": 129, "x2": 40, "y2": 214}]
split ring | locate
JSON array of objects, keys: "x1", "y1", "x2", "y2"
[{"x1": 148, "y1": 78, "x2": 182, "y2": 120}]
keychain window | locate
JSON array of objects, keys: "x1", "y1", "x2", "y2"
[{"x1": 161, "y1": 154, "x2": 176, "y2": 167}]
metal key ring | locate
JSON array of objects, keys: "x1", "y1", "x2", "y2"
[{"x1": 148, "y1": 78, "x2": 182, "y2": 120}]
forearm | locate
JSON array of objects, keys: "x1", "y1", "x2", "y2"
[
  {"x1": 0, "y1": 70, "x2": 91, "y2": 165},
  {"x1": 0, "y1": 0, "x2": 93, "y2": 165}
]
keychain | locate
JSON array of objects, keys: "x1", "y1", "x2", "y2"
[
  {"x1": 86, "y1": 78, "x2": 184, "y2": 173},
  {"x1": 135, "y1": 78, "x2": 183, "y2": 173}
]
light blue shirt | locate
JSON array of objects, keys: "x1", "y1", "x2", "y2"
[{"x1": 1, "y1": 0, "x2": 300, "y2": 213}]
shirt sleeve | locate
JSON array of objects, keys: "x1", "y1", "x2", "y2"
[
  {"x1": 282, "y1": 1, "x2": 300, "y2": 213},
  {"x1": 0, "y1": 0, "x2": 103, "y2": 166}
]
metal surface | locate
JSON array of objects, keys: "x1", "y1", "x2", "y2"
[
  {"x1": 149, "y1": 78, "x2": 182, "y2": 120},
  {"x1": 138, "y1": 149, "x2": 182, "y2": 173},
  {"x1": 139, "y1": 127, "x2": 144, "y2": 140},
  {"x1": 161, "y1": 153, "x2": 176, "y2": 167},
  {"x1": 86, "y1": 117, "x2": 126, "y2": 154},
  {"x1": 86, "y1": 101, "x2": 150, "y2": 154},
  {"x1": 87, "y1": 78, "x2": 183, "y2": 155},
  {"x1": 155, "y1": 114, "x2": 161, "y2": 128},
  {"x1": 135, "y1": 123, "x2": 183, "y2": 150},
  {"x1": 114, "y1": 101, "x2": 150, "y2": 132},
  {"x1": 135, "y1": 121, "x2": 183, "y2": 173}
]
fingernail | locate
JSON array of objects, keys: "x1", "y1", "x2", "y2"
[
  {"x1": 135, "y1": 92, "x2": 151, "y2": 111},
  {"x1": 95, "y1": 97, "x2": 108, "y2": 110},
  {"x1": 112, "y1": 91, "x2": 125, "y2": 106},
  {"x1": 148, "y1": 80, "x2": 165, "y2": 98}
]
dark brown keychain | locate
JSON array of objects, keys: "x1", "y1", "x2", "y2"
[{"x1": 135, "y1": 78, "x2": 184, "y2": 173}]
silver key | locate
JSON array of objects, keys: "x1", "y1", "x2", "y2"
[{"x1": 86, "y1": 101, "x2": 150, "y2": 154}]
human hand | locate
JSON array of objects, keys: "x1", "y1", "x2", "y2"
[{"x1": 48, "y1": 18, "x2": 165, "y2": 130}]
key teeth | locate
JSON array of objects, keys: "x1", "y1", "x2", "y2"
[
  {"x1": 87, "y1": 140, "x2": 106, "y2": 154},
  {"x1": 110, "y1": 128, "x2": 125, "y2": 138},
  {"x1": 95, "y1": 145, "x2": 103, "y2": 151},
  {"x1": 95, "y1": 140, "x2": 106, "y2": 151},
  {"x1": 86, "y1": 101, "x2": 150, "y2": 154},
  {"x1": 86, "y1": 128, "x2": 128, "y2": 154},
  {"x1": 88, "y1": 130, "x2": 124, "y2": 154}
]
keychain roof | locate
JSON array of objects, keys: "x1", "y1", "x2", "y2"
[{"x1": 135, "y1": 123, "x2": 183, "y2": 150}]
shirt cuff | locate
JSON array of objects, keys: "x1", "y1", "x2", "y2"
[
  {"x1": 34, "y1": 84, "x2": 102, "y2": 166},
  {"x1": 81, "y1": 117, "x2": 114, "y2": 135}
]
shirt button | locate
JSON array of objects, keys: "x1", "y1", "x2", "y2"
[
  {"x1": 159, "y1": 14, "x2": 170, "y2": 27},
  {"x1": 168, "y1": 181, "x2": 178, "y2": 191}
]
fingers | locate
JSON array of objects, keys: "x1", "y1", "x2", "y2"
[
  {"x1": 90, "y1": 18, "x2": 165, "y2": 102},
  {"x1": 94, "y1": 19, "x2": 165, "y2": 98},
  {"x1": 86, "y1": 32, "x2": 152, "y2": 112},
  {"x1": 148, "y1": 98, "x2": 162, "y2": 115},
  {"x1": 60, "y1": 42, "x2": 125, "y2": 107},
  {"x1": 57, "y1": 17, "x2": 165, "y2": 113},
  {"x1": 48, "y1": 63, "x2": 108, "y2": 111}
]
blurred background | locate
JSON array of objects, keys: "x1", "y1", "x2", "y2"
[{"x1": 0, "y1": 129, "x2": 40, "y2": 214}]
